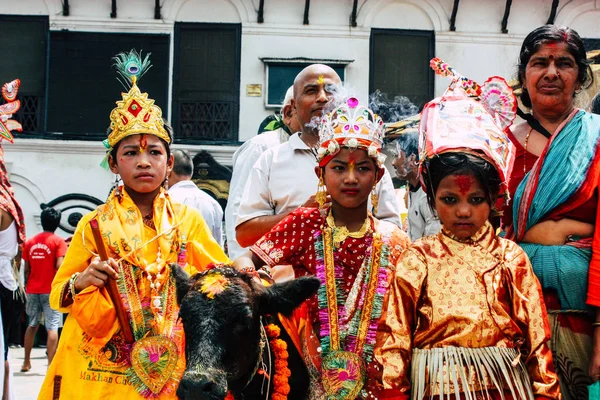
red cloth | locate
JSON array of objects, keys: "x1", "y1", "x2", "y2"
[
  {"x1": 501, "y1": 128, "x2": 538, "y2": 228},
  {"x1": 0, "y1": 145, "x2": 25, "y2": 244},
  {"x1": 23, "y1": 231, "x2": 67, "y2": 294}
]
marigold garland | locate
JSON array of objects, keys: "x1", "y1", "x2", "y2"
[
  {"x1": 265, "y1": 323, "x2": 290, "y2": 400},
  {"x1": 225, "y1": 324, "x2": 290, "y2": 400}
]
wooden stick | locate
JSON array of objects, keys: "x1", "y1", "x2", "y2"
[{"x1": 89, "y1": 218, "x2": 134, "y2": 343}]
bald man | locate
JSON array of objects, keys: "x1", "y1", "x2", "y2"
[
  {"x1": 225, "y1": 86, "x2": 301, "y2": 258},
  {"x1": 235, "y1": 64, "x2": 401, "y2": 248}
]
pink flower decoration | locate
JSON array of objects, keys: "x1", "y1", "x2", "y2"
[
  {"x1": 347, "y1": 97, "x2": 359, "y2": 108},
  {"x1": 149, "y1": 351, "x2": 160, "y2": 363}
]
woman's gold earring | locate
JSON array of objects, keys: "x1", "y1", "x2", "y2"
[{"x1": 315, "y1": 175, "x2": 327, "y2": 209}]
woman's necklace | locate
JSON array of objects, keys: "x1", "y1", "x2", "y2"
[
  {"x1": 326, "y1": 211, "x2": 371, "y2": 248},
  {"x1": 523, "y1": 127, "x2": 534, "y2": 174}
]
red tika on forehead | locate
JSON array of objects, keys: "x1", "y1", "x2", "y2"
[
  {"x1": 139, "y1": 134, "x2": 148, "y2": 152},
  {"x1": 454, "y1": 174, "x2": 473, "y2": 195}
]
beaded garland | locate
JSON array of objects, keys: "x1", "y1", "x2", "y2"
[{"x1": 314, "y1": 220, "x2": 390, "y2": 399}]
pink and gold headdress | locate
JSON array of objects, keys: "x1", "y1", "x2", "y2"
[
  {"x1": 0, "y1": 79, "x2": 22, "y2": 143},
  {"x1": 317, "y1": 97, "x2": 386, "y2": 168},
  {"x1": 419, "y1": 58, "x2": 517, "y2": 199},
  {"x1": 0, "y1": 79, "x2": 26, "y2": 244}
]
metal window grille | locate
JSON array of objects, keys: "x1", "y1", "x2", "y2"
[{"x1": 179, "y1": 101, "x2": 234, "y2": 140}]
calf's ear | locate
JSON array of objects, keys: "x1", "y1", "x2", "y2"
[
  {"x1": 170, "y1": 264, "x2": 192, "y2": 305},
  {"x1": 257, "y1": 276, "x2": 320, "y2": 316}
]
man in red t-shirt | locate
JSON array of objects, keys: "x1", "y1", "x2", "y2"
[{"x1": 20, "y1": 207, "x2": 67, "y2": 372}]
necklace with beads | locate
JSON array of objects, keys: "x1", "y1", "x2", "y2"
[{"x1": 140, "y1": 211, "x2": 171, "y2": 311}]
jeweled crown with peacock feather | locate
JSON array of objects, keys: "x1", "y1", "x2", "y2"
[
  {"x1": 107, "y1": 50, "x2": 170, "y2": 148},
  {"x1": 317, "y1": 97, "x2": 386, "y2": 167}
]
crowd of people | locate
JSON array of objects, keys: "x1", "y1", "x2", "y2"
[{"x1": 0, "y1": 23, "x2": 599, "y2": 400}]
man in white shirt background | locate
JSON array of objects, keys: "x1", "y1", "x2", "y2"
[
  {"x1": 235, "y1": 64, "x2": 401, "y2": 249},
  {"x1": 225, "y1": 86, "x2": 301, "y2": 258},
  {"x1": 168, "y1": 149, "x2": 224, "y2": 246}
]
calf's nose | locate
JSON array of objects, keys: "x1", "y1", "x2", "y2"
[{"x1": 177, "y1": 371, "x2": 227, "y2": 400}]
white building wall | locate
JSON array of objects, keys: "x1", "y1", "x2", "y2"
[{"x1": 2, "y1": 0, "x2": 600, "y2": 237}]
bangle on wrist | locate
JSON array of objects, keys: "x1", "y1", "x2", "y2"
[
  {"x1": 592, "y1": 322, "x2": 600, "y2": 328},
  {"x1": 259, "y1": 265, "x2": 273, "y2": 279},
  {"x1": 69, "y1": 272, "x2": 81, "y2": 297},
  {"x1": 239, "y1": 266, "x2": 259, "y2": 279}
]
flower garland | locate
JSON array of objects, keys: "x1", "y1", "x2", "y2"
[
  {"x1": 314, "y1": 227, "x2": 388, "y2": 361},
  {"x1": 265, "y1": 324, "x2": 291, "y2": 400},
  {"x1": 314, "y1": 223, "x2": 390, "y2": 399},
  {"x1": 224, "y1": 323, "x2": 290, "y2": 400}
]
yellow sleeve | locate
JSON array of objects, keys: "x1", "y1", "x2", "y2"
[
  {"x1": 506, "y1": 244, "x2": 561, "y2": 399},
  {"x1": 50, "y1": 211, "x2": 117, "y2": 339},
  {"x1": 180, "y1": 206, "x2": 230, "y2": 275},
  {"x1": 375, "y1": 247, "x2": 425, "y2": 395}
]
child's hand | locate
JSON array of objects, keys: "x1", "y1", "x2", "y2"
[{"x1": 74, "y1": 257, "x2": 119, "y2": 293}]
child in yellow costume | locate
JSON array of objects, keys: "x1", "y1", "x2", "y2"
[{"x1": 38, "y1": 51, "x2": 229, "y2": 399}]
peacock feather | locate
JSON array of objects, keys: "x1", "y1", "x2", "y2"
[{"x1": 112, "y1": 49, "x2": 152, "y2": 89}]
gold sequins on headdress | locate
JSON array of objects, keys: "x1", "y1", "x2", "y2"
[{"x1": 107, "y1": 50, "x2": 170, "y2": 149}]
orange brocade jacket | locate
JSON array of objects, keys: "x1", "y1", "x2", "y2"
[{"x1": 376, "y1": 221, "x2": 561, "y2": 400}]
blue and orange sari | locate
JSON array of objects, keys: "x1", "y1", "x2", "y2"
[{"x1": 512, "y1": 109, "x2": 600, "y2": 400}]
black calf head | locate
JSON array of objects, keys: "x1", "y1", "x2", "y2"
[{"x1": 172, "y1": 265, "x2": 319, "y2": 400}]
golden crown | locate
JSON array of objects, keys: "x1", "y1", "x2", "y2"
[
  {"x1": 107, "y1": 50, "x2": 170, "y2": 148},
  {"x1": 317, "y1": 97, "x2": 386, "y2": 167}
]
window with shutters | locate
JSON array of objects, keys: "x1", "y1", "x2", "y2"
[
  {"x1": 46, "y1": 31, "x2": 169, "y2": 138},
  {"x1": 369, "y1": 29, "x2": 435, "y2": 110},
  {"x1": 0, "y1": 15, "x2": 48, "y2": 134},
  {"x1": 261, "y1": 58, "x2": 349, "y2": 109},
  {"x1": 173, "y1": 23, "x2": 241, "y2": 143}
]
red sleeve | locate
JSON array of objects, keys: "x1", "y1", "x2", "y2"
[
  {"x1": 587, "y1": 191, "x2": 600, "y2": 306},
  {"x1": 55, "y1": 236, "x2": 68, "y2": 258},
  {"x1": 378, "y1": 389, "x2": 410, "y2": 399},
  {"x1": 250, "y1": 207, "x2": 320, "y2": 267}
]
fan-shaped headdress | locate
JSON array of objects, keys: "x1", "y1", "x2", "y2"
[
  {"x1": 0, "y1": 79, "x2": 26, "y2": 244},
  {"x1": 419, "y1": 58, "x2": 517, "y2": 200}
]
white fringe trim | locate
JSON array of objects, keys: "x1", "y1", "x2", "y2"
[{"x1": 410, "y1": 346, "x2": 535, "y2": 400}]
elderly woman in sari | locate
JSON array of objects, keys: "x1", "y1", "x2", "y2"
[{"x1": 505, "y1": 25, "x2": 600, "y2": 399}]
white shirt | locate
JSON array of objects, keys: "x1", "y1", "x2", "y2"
[
  {"x1": 0, "y1": 221, "x2": 18, "y2": 291},
  {"x1": 168, "y1": 180, "x2": 224, "y2": 246},
  {"x1": 225, "y1": 128, "x2": 291, "y2": 258},
  {"x1": 407, "y1": 186, "x2": 441, "y2": 242},
  {"x1": 236, "y1": 133, "x2": 401, "y2": 235}
]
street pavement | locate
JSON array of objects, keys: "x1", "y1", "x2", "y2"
[{"x1": 9, "y1": 347, "x2": 46, "y2": 400}]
